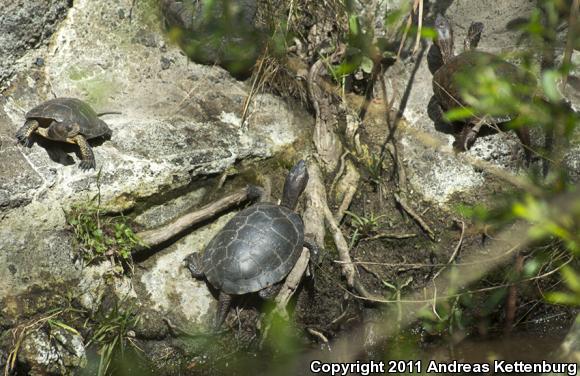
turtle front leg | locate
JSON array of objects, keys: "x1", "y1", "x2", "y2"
[
  {"x1": 185, "y1": 252, "x2": 205, "y2": 279},
  {"x1": 215, "y1": 291, "x2": 233, "y2": 330},
  {"x1": 15, "y1": 120, "x2": 40, "y2": 147},
  {"x1": 514, "y1": 125, "x2": 532, "y2": 166},
  {"x1": 72, "y1": 135, "x2": 95, "y2": 170},
  {"x1": 458, "y1": 120, "x2": 485, "y2": 151}
]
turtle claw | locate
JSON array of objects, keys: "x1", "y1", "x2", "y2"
[
  {"x1": 79, "y1": 159, "x2": 95, "y2": 170},
  {"x1": 15, "y1": 132, "x2": 31, "y2": 147},
  {"x1": 463, "y1": 130, "x2": 478, "y2": 150}
]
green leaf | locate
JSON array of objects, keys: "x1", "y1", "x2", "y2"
[
  {"x1": 420, "y1": 27, "x2": 437, "y2": 40},
  {"x1": 545, "y1": 291, "x2": 580, "y2": 306},
  {"x1": 348, "y1": 15, "x2": 360, "y2": 36},
  {"x1": 360, "y1": 56, "x2": 374, "y2": 74},
  {"x1": 48, "y1": 320, "x2": 80, "y2": 335},
  {"x1": 443, "y1": 107, "x2": 475, "y2": 122},
  {"x1": 542, "y1": 70, "x2": 562, "y2": 102},
  {"x1": 561, "y1": 266, "x2": 580, "y2": 293}
]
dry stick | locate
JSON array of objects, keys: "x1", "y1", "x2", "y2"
[
  {"x1": 393, "y1": 192, "x2": 436, "y2": 241},
  {"x1": 433, "y1": 220, "x2": 465, "y2": 281},
  {"x1": 395, "y1": 0, "x2": 420, "y2": 59},
  {"x1": 360, "y1": 232, "x2": 416, "y2": 241},
  {"x1": 134, "y1": 185, "x2": 262, "y2": 253},
  {"x1": 241, "y1": 49, "x2": 268, "y2": 126},
  {"x1": 412, "y1": 0, "x2": 424, "y2": 55}
]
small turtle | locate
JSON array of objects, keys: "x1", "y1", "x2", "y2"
[
  {"x1": 432, "y1": 14, "x2": 534, "y2": 157},
  {"x1": 186, "y1": 160, "x2": 319, "y2": 329},
  {"x1": 15, "y1": 98, "x2": 113, "y2": 170}
]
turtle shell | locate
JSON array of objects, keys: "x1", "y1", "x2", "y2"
[
  {"x1": 202, "y1": 203, "x2": 304, "y2": 295},
  {"x1": 433, "y1": 50, "x2": 536, "y2": 123},
  {"x1": 26, "y1": 98, "x2": 111, "y2": 139}
]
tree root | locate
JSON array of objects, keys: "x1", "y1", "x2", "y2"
[{"x1": 393, "y1": 192, "x2": 436, "y2": 241}]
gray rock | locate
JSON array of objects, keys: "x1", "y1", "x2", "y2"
[
  {"x1": 17, "y1": 327, "x2": 87, "y2": 375},
  {"x1": 0, "y1": 0, "x2": 71, "y2": 91}
]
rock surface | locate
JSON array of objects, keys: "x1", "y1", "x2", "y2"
[
  {"x1": 0, "y1": 0, "x2": 71, "y2": 91},
  {"x1": 17, "y1": 327, "x2": 87, "y2": 376},
  {"x1": 0, "y1": 0, "x2": 310, "y2": 320}
]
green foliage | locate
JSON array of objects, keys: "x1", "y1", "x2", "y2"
[
  {"x1": 345, "y1": 210, "x2": 385, "y2": 245},
  {"x1": 66, "y1": 172, "x2": 143, "y2": 269},
  {"x1": 545, "y1": 266, "x2": 580, "y2": 306},
  {"x1": 86, "y1": 305, "x2": 142, "y2": 376},
  {"x1": 67, "y1": 204, "x2": 142, "y2": 267},
  {"x1": 512, "y1": 194, "x2": 580, "y2": 254},
  {"x1": 416, "y1": 296, "x2": 468, "y2": 336}
]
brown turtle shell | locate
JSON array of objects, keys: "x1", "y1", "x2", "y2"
[
  {"x1": 26, "y1": 98, "x2": 111, "y2": 139},
  {"x1": 433, "y1": 50, "x2": 536, "y2": 123}
]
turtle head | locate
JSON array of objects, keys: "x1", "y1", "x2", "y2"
[
  {"x1": 434, "y1": 14, "x2": 454, "y2": 64},
  {"x1": 280, "y1": 160, "x2": 309, "y2": 210},
  {"x1": 46, "y1": 122, "x2": 80, "y2": 142},
  {"x1": 464, "y1": 21, "x2": 484, "y2": 51}
]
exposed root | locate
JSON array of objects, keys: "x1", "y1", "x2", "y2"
[
  {"x1": 393, "y1": 193, "x2": 436, "y2": 241},
  {"x1": 306, "y1": 327, "x2": 330, "y2": 345},
  {"x1": 334, "y1": 159, "x2": 360, "y2": 223},
  {"x1": 272, "y1": 248, "x2": 311, "y2": 320}
]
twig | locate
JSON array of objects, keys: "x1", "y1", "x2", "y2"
[
  {"x1": 241, "y1": 51, "x2": 268, "y2": 127},
  {"x1": 393, "y1": 193, "x2": 436, "y2": 241},
  {"x1": 360, "y1": 232, "x2": 416, "y2": 241},
  {"x1": 412, "y1": 0, "x2": 424, "y2": 55},
  {"x1": 396, "y1": 0, "x2": 421, "y2": 59},
  {"x1": 433, "y1": 220, "x2": 465, "y2": 280}
]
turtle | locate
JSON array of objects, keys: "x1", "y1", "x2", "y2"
[
  {"x1": 15, "y1": 98, "x2": 113, "y2": 170},
  {"x1": 432, "y1": 14, "x2": 535, "y2": 158},
  {"x1": 185, "y1": 160, "x2": 319, "y2": 329}
]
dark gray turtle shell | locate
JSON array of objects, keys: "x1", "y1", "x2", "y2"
[
  {"x1": 26, "y1": 98, "x2": 111, "y2": 139},
  {"x1": 202, "y1": 203, "x2": 304, "y2": 295}
]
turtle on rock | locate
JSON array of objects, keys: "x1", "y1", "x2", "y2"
[
  {"x1": 185, "y1": 160, "x2": 319, "y2": 329},
  {"x1": 432, "y1": 14, "x2": 535, "y2": 160},
  {"x1": 15, "y1": 98, "x2": 113, "y2": 170}
]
